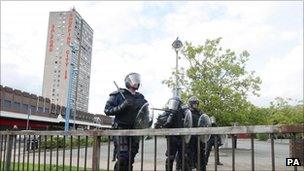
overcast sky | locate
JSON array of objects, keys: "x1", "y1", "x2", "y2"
[{"x1": 1, "y1": 1, "x2": 303, "y2": 114}]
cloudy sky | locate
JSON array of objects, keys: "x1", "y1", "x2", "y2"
[{"x1": 1, "y1": 1, "x2": 303, "y2": 114}]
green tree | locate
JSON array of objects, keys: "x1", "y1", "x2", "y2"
[
  {"x1": 163, "y1": 38, "x2": 262, "y2": 126},
  {"x1": 243, "y1": 105, "x2": 270, "y2": 125},
  {"x1": 268, "y1": 97, "x2": 304, "y2": 124}
]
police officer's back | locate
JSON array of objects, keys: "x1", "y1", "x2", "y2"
[{"x1": 155, "y1": 97, "x2": 191, "y2": 171}]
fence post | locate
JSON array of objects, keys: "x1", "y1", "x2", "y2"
[
  {"x1": 4, "y1": 134, "x2": 14, "y2": 171},
  {"x1": 92, "y1": 135, "x2": 101, "y2": 171}
]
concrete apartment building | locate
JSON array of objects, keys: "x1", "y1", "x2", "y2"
[{"x1": 42, "y1": 8, "x2": 93, "y2": 112}]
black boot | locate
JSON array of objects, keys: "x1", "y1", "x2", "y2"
[{"x1": 217, "y1": 162, "x2": 223, "y2": 165}]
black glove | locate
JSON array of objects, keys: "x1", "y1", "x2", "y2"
[{"x1": 121, "y1": 99, "x2": 134, "y2": 109}]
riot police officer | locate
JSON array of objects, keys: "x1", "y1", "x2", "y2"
[
  {"x1": 187, "y1": 96, "x2": 208, "y2": 171},
  {"x1": 158, "y1": 97, "x2": 191, "y2": 171},
  {"x1": 104, "y1": 72, "x2": 147, "y2": 171}
]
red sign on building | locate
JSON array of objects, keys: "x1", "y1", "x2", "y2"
[
  {"x1": 48, "y1": 24, "x2": 55, "y2": 52},
  {"x1": 64, "y1": 50, "x2": 70, "y2": 80},
  {"x1": 66, "y1": 13, "x2": 73, "y2": 46},
  {"x1": 64, "y1": 12, "x2": 74, "y2": 80}
]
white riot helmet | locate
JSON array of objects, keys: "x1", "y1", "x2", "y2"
[
  {"x1": 125, "y1": 72, "x2": 141, "y2": 90},
  {"x1": 188, "y1": 96, "x2": 199, "y2": 110},
  {"x1": 167, "y1": 96, "x2": 182, "y2": 111}
]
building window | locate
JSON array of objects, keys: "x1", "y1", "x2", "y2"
[
  {"x1": 4, "y1": 100, "x2": 11, "y2": 108},
  {"x1": 38, "y1": 107, "x2": 43, "y2": 113},
  {"x1": 30, "y1": 105, "x2": 36, "y2": 112},
  {"x1": 45, "y1": 108, "x2": 49, "y2": 113},
  {"x1": 13, "y1": 102, "x2": 21, "y2": 109},
  {"x1": 21, "y1": 104, "x2": 28, "y2": 111}
]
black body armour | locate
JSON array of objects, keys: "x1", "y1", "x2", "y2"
[
  {"x1": 117, "y1": 91, "x2": 147, "y2": 128},
  {"x1": 190, "y1": 109, "x2": 202, "y2": 127},
  {"x1": 104, "y1": 88, "x2": 147, "y2": 129}
]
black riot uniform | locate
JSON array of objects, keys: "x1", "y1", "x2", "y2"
[
  {"x1": 186, "y1": 96, "x2": 207, "y2": 171},
  {"x1": 104, "y1": 73, "x2": 147, "y2": 171},
  {"x1": 112, "y1": 119, "x2": 118, "y2": 161},
  {"x1": 160, "y1": 97, "x2": 191, "y2": 171}
]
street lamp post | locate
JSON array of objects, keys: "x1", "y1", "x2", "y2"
[
  {"x1": 64, "y1": 45, "x2": 79, "y2": 131},
  {"x1": 172, "y1": 37, "x2": 183, "y2": 97},
  {"x1": 66, "y1": 68, "x2": 79, "y2": 131},
  {"x1": 64, "y1": 66, "x2": 77, "y2": 131},
  {"x1": 26, "y1": 108, "x2": 31, "y2": 130},
  {"x1": 72, "y1": 68, "x2": 78, "y2": 130},
  {"x1": 73, "y1": 105, "x2": 76, "y2": 130}
]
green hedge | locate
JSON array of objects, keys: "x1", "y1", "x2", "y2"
[
  {"x1": 256, "y1": 133, "x2": 269, "y2": 141},
  {"x1": 40, "y1": 136, "x2": 108, "y2": 149}
]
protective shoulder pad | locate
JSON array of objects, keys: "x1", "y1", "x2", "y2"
[
  {"x1": 135, "y1": 92, "x2": 145, "y2": 99},
  {"x1": 110, "y1": 88, "x2": 127, "y2": 96},
  {"x1": 109, "y1": 90, "x2": 120, "y2": 96}
]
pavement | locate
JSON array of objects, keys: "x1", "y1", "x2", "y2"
[{"x1": 5, "y1": 137, "x2": 303, "y2": 171}]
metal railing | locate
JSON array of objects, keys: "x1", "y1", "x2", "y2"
[{"x1": 0, "y1": 124, "x2": 303, "y2": 171}]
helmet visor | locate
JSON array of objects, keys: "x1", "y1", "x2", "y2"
[
  {"x1": 190, "y1": 100, "x2": 199, "y2": 105},
  {"x1": 128, "y1": 73, "x2": 141, "y2": 88},
  {"x1": 168, "y1": 98, "x2": 180, "y2": 111},
  {"x1": 188, "y1": 96, "x2": 199, "y2": 105},
  {"x1": 190, "y1": 101, "x2": 199, "y2": 109}
]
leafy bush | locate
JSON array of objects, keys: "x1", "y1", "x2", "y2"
[
  {"x1": 257, "y1": 133, "x2": 269, "y2": 141},
  {"x1": 40, "y1": 136, "x2": 108, "y2": 149}
]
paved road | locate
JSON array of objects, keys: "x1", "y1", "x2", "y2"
[{"x1": 8, "y1": 138, "x2": 303, "y2": 171}]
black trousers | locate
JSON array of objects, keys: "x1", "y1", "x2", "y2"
[
  {"x1": 166, "y1": 136, "x2": 191, "y2": 171},
  {"x1": 187, "y1": 136, "x2": 207, "y2": 171},
  {"x1": 114, "y1": 136, "x2": 139, "y2": 171},
  {"x1": 113, "y1": 136, "x2": 118, "y2": 160},
  {"x1": 205, "y1": 135, "x2": 221, "y2": 165}
]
